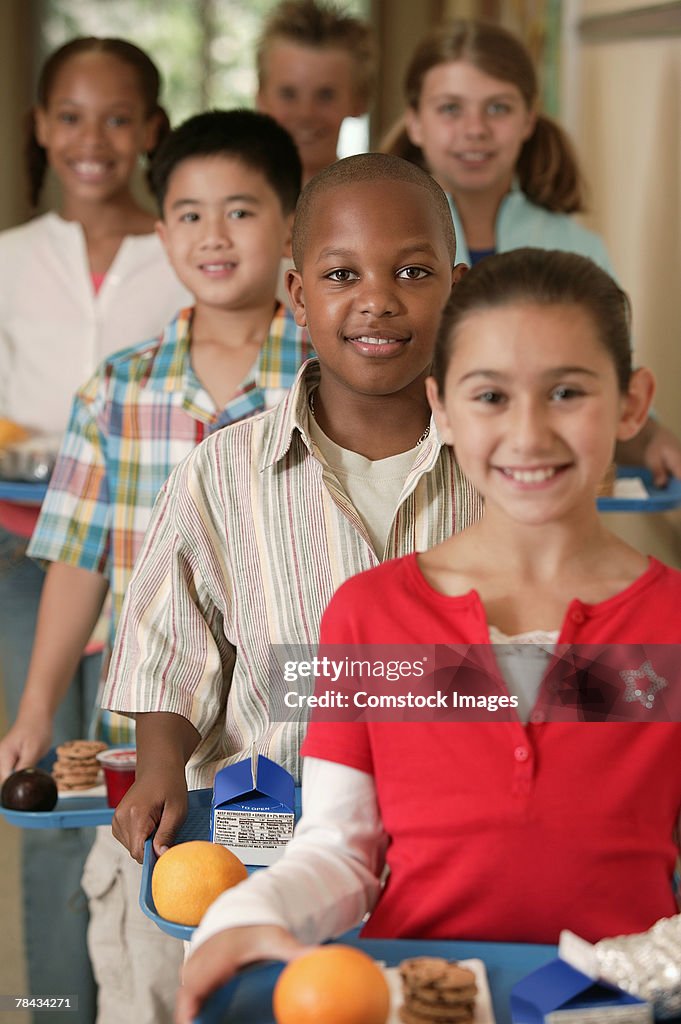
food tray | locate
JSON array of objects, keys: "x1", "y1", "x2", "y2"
[
  {"x1": 0, "y1": 436, "x2": 59, "y2": 483},
  {"x1": 0, "y1": 480, "x2": 48, "y2": 504},
  {"x1": 192, "y1": 935, "x2": 558, "y2": 1024},
  {"x1": 1, "y1": 794, "x2": 113, "y2": 829},
  {"x1": 141, "y1": 787, "x2": 302, "y2": 941},
  {"x1": 597, "y1": 467, "x2": 681, "y2": 512},
  {"x1": 0, "y1": 469, "x2": 677, "y2": 512},
  {"x1": 0, "y1": 749, "x2": 113, "y2": 829}
]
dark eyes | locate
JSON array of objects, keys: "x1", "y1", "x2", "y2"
[
  {"x1": 397, "y1": 266, "x2": 429, "y2": 280},
  {"x1": 325, "y1": 269, "x2": 358, "y2": 282},
  {"x1": 475, "y1": 391, "x2": 504, "y2": 405},
  {"x1": 473, "y1": 386, "x2": 585, "y2": 405},
  {"x1": 324, "y1": 266, "x2": 431, "y2": 283},
  {"x1": 437, "y1": 101, "x2": 513, "y2": 117},
  {"x1": 55, "y1": 112, "x2": 131, "y2": 127},
  {"x1": 550, "y1": 386, "x2": 584, "y2": 401}
]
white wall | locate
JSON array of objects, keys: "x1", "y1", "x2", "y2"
[{"x1": 565, "y1": 1, "x2": 681, "y2": 565}]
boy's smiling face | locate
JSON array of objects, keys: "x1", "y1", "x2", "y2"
[
  {"x1": 288, "y1": 178, "x2": 459, "y2": 403},
  {"x1": 156, "y1": 154, "x2": 292, "y2": 314}
]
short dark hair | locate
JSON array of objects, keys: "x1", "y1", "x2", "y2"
[
  {"x1": 432, "y1": 248, "x2": 632, "y2": 394},
  {"x1": 292, "y1": 152, "x2": 457, "y2": 269},
  {"x1": 150, "y1": 109, "x2": 302, "y2": 215}
]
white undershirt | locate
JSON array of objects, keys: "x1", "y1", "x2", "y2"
[
  {"x1": 488, "y1": 626, "x2": 558, "y2": 723},
  {"x1": 307, "y1": 413, "x2": 420, "y2": 555}
]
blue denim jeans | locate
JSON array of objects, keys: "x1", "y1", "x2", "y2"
[{"x1": 0, "y1": 525, "x2": 100, "y2": 1023}]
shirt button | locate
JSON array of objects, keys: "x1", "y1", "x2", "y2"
[
  {"x1": 570, "y1": 608, "x2": 586, "y2": 624},
  {"x1": 530, "y1": 710, "x2": 545, "y2": 724},
  {"x1": 514, "y1": 746, "x2": 530, "y2": 762}
]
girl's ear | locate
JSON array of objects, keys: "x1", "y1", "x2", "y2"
[
  {"x1": 616, "y1": 367, "x2": 656, "y2": 441},
  {"x1": 404, "y1": 107, "x2": 424, "y2": 147},
  {"x1": 142, "y1": 110, "x2": 164, "y2": 155},
  {"x1": 34, "y1": 107, "x2": 48, "y2": 148},
  {"x1": 522, "y1": 106, "x2": 538, "y2": 142},
  {"x1": 287, "y1": 269, "x2": 307, "y2": 327},
  {"x1": 425, "y1": 376, "x2": 455, "y2": 446}
]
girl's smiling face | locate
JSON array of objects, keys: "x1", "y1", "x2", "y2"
[
  {"x1": 405, "y1": 60, "x2": 535, "y2": 201},
  {"x1": 35, "y1": 51, "x2": 159, "y2": 206},
  {"x1": 428, "y1": 301, "x2": 647, "y2": 527}
]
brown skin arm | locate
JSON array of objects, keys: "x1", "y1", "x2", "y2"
[{"x1": 111, "y1": 711, "x2": 201, "y2": 863}]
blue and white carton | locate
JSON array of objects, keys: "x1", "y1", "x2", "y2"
[
  {"x1": 510, "y1": 957, "x2": 651, "y2": 1024},
  {"x1": 210, "y1": 747, "x2": 295, "y2": 865}
]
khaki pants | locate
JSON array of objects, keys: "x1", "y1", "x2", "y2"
[{"x1": 82, "y1": 827, "x2": 184, "y2": 1024}]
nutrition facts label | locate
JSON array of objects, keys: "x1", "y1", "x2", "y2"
[{"x1": 213, "y1": 809, "x2": 294, "y2": 848}]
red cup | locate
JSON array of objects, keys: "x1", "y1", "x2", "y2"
[{"x1": 96, "y1": 747, "x2": 136, "y2": 808}]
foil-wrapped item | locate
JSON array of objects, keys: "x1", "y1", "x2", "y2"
[
  {"x1": 594, "y1": 914, "x2": 681, "y2": 1019},
  {"x1": 0, "y1": 435, "x2": 60, "y2": 482}
]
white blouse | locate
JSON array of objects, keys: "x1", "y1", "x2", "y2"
[{"x1": 0, "y1": 212, "x2": 190, "y2": 435}]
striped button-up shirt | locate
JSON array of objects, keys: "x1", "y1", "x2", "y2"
[
  {"x1": 102, "y1": 360, "x2": 483, "y2": 785},
  {"x1": 28, "y1": 303, "x2": 311, "y2": 743}
]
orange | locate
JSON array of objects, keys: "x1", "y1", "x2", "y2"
[
  {"x1": 0, "y1": 419, "x2": 29, "y2": 449},
  {"x1": 151, "y1": 840, "x2": 247, "y2": 926},
  {"x1": 273, "y1": 944, "x2": 390, "y2": 1024}
]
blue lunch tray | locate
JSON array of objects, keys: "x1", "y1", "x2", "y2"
[
  {"x1": 0, "y1": 480, "x2": 48, "y2": 503},
  {"x1": 140, "y1": 786, "x2": 302, "y2": 941},
  {"x1": 597, "y1": 466, "x2": 681, "y2": 512},
  {"x1": 192, "y1": 935, "x2": 558, "y2": 1024},
  {"x1": 0, "y1": 748, "x2": 114, "y2": 829},
  {"x1": 1, "y1": 468, "x2": 680, "y2": 512}
]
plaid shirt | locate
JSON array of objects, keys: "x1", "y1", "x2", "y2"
[{"x1": 28, "y1": 303, "x2": 312, "y2": 743}]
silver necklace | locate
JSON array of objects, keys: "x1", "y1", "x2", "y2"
[{"x1": 308, "y1": 389, "x2": 431, "y2": 446}]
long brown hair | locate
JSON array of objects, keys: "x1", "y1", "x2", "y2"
[
  {"x1": 26, "y1": 37, "x2": 170, "y2": 208},
  {"x1": 382, "y1": 21, "x2": 585, "y2": 214}
]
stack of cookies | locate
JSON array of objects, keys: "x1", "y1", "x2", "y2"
[
  {"x1": 398, "y1": 957, "x2": 478, "y2": 1024},
  {"x1": 52, "y1": 740, "x2": 108, "y2": 791}
]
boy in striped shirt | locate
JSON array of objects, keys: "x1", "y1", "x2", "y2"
[{"x1": 104, "y1": 154, "x2": 478, "y2": 863}]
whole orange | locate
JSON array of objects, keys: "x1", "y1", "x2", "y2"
[
  {"x1": 273, "y1": 945, "x2": 390, "y2": 1024},
  {"x1": 151, "y1": 840, "x2": 247, "y2": 926}
]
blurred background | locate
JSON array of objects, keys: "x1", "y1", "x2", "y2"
[{"x1": 1, "y1": 0, "x2": 681, "y2": 1011}]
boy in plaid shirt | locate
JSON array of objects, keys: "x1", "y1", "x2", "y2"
[{"x1": 0, "y1": 109, "x2": 310, "y2": 1024}]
